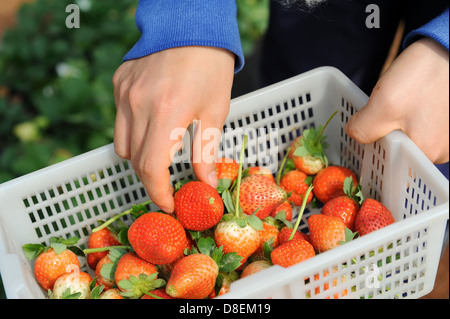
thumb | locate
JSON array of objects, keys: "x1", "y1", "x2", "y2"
[{"x1": 345, "y1": 92, "x2": 401, "y2": 144}]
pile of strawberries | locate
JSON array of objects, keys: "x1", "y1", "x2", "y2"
[{"x1": 22, "y1": 112, "x2": 396, "y2": 299}]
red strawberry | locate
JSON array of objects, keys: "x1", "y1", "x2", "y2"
[
  {"x1": 308, "y1": 214, "x2": 357, "y2": 253},
  {"x1": 50, "y1": 270, "x2": 92, "y2": 299},
  {"x1": 268, "y1": 185, "x2": 316, "y2": 268},
  {"x1": 216, "y1": 157, "x2": 239, "y2": 182},
  {"x1": 354, "y1": 198, "x2": 395, "y2": 236},
  {"x1": 234, "y1": 174, "x2": 286, "y2": 220},
  {"x1": 174, "y1": 181, "x2": 224, "y2": 231},
  {"x1": 253, "y1": 219, "x2": 280, "y2": 257},
  {"x1": 166, "y1": 253, "x2": 218, "y2": 299},
  {"x1": 279, "y1": 169, "x2": 313, "y2": 206},
  {"x1": 95, "y1": 254, "x2": 115, "y2": 290},
  {"x1": 86, "y1": 227, "x2": 121, "y2": 270},
  {"x1": 278, "y1": 226, "x2": 310, "y2": 245},
  {"x1": 128, "y1": 212, "x2": 187, "y2": 265},
  {"x1": 271, "y1": 239, "x2": 315, "y2": 267},
  {"x1": 22, "y1": 237, "x2": 81, "y2": 291},
  {"x1": 166, "y1": 237, "x2": 241, "y2": 299},
  {"x1": 270, "y1": 200, "x2": 293, "y2": 221},
  {"x1": 288, "y1": 111, "x2": 338, "y2": 175},
  {"x1": 114, "y1": 252, "x2": 165, "y2": 299},
  {"x1": 312, "y1": 166, "x2": 358, "y2": 204},
  {"x1": 321, "y1": 176, "x2": 363, "y2": 231},
  {"x1": 247, "y1": 166, "x2": 275, "y2": 182},
  {"x1": 241, "y1": 260, "x2": 272, "y2": 278}
]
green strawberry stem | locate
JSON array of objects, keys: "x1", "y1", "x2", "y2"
[
  {"x1": 83, "y1": 245, "x2": 129, "y2": 254},
  {"x1": 234, "y1": 134, "x2": 248, "y2": 218},
  {"x1": 92, "y1": 199, "x2": 153, "y2": 233},
  {"x1": 142, "y1": 289, "x2": 164, "y2": 299},
  {"x1": 316, "y1": 110, "x2": 338, "y2": 145},
  {"x1": 289, "y1": 185, "x2": 314, "y2": 241},
  {"x1": 275, "y1": 146, "x2": 291, "y2": 186}
]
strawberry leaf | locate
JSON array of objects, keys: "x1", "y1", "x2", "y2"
[
  {"x1": 218, "y1": 252, "x2": 243, "y2": 272},
  {"x1": 246, "y1": 215, "x2": 263, "y2": 231},
  {"x1": 217, "y1": 178, "x2": 233, "y2": 194},
  {"x1": 22, "y1": 243, "x2": 45, "y2": 260},
  {"x1": 221, "y1": 189, "x2": 235, "y2": 214},
  {"x1": 197, "y1": 237, "x2": 216, "y2": 257}
]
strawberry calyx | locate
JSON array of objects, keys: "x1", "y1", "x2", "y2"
[
  {"x1": 292, "y1": 110, "x2": 338, "y2": 167},
  {"x1": 338, "y1": 227, "x2": 359, "y2": 246},
  {"x1": 117, "y1": 273, "x2": 166, "y2": 299},
  {"x1": 22, "y1": 236, "x2": 83, "y2": 260},
  {"x1": 343, "y1": 176, "x2": 364, "y2": 205}
]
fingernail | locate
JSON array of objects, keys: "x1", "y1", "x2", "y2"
[{"x1": 208, "y1": 171, "x2": 218, "y2": 188}]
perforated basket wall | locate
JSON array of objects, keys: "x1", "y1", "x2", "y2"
[{"x1": 0, "y1": 67, "x2": 448, "y2": 299}]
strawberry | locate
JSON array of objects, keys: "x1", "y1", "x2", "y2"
[
  {"x1": 214, "y1": 219, "x2": 260, "y2": 266},
  {"x1": 166, "y1": 253, "x2": 218, "y2": 299},
  {"x1": 279, "y1": 169, "x2": 313, "y2": 206},
  {"x1": 127, "y1": 212, "x2": 187, "y2": 265},
  {"x1": 214, "y1": 134, "x2": 263, "y2": 266},
  {"x1": 278, "y1": 226, "x2": 310, "y2": 245},
  {"x1": 270, "y1": 200, "x2": 293, "y2": 221},
  {"x1": 166, "y1": 237, "x2": 241, "y2": 299},
  {"x1": 354, "y1": 198, "x2": 395, "y2": 236},
  {"x1": 233, "y1": 174, "x2": 286, "y2": 220},
  {"x1": 22, "y1": 236, "x2": 82, "y2": 291},
  {"x1": 253, "y1": 218, "x2": 280, "y2": 257},
  {"x1": 95, "y1": 254, "x2": 115, "y2": 290},
  {"x1": 288, "y1": 136, "x2": 326, "y2": 175},
  {"x1": 308, "y1": 214, "x2": 357, "y2": 253},
  {"x1": 50, "y1": 270, "x2": 92, "y2": 299},
  {"x1": 114, "y1": 252, "x2": 165, "y2": 299},
  {"x1": 86, "y1": 227, "x2": 121, "y2": 270},
  {"x1": 312, "y1": 165, "x2": 358, "y2": 204},
  {"x1": 321, "y1": 176, "x2": 363, "y2": 231},
  {"x1": 269, "y1": 185, "x2": 316, "y2": 267},
  {"x1": 99, "y1": 288, "x2": 124, "y2": 299},
  {"x1": 246, "y1": 166, "x2": 275, "y2": 182},
  {"x1": 216, "y1": 157, "x2": 239, "y2": 193},
  {"x1": 208, "y1": 271, "x2": 238, "y2": 298},
  {"x1": 271, "y1": 239, "x2": 315, "y2": 267},
  {"x1": 289, "y1": 110, "x2": 338, "y2": 175},
  {"x1": 216, "y1": 157, "x2": 239, "y2": 181},
  {"x1": 241, "y1": 260, "x2": 272, "y2": 278},
  {"x1": 174, "y1": 181, "x2": 224, "y2": 231}
]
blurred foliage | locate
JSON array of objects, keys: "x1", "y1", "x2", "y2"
[{"x1": 0, "y1": 0, "x2": 269, "y2": 183}]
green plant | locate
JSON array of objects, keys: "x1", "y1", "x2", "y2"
[
  {"x1": 0, "y1": 0, "x2": 268, "y2": 184},
  {"x1": 0, "y1": 0, "x2": 140, "y2": 182}
]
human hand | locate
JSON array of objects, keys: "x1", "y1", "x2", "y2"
[
  {"x1": 113, "y1": 46, "x2": 235, "y2": 213},
  {"x1": 345, "y1": 37, "x2": 449, "y2": 164}
]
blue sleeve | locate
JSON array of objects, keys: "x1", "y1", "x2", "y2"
[
  {"x1": 123, "y1": 0, "x2": 245, "y2": 73},
  {"x1": 403, "y1": 8, "x2": 449, "y2": 51}
]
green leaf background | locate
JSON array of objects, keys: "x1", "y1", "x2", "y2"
[{"x1": 0, "y1": 0, "x2": 269, "y2": 183}]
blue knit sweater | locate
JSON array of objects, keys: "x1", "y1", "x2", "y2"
[
  {"x1": 124, "y1": 2, "x2": 449, "y2": 71},
  {"x1": 123, "y1": 0, "x2": 245, "y2": 72}
]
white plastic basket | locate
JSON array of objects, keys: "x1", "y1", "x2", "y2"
[{"x1": 0, "y1": 67, "x2": 448, "y2": 299}]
